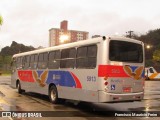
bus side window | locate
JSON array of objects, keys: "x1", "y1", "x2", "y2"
[
  {"x1": 60, "y1": 48, "x2": 76, "y2": 68},
  {"x1": 38, "y1": 52, "x2": 48, "y2": 69},
  {"x1": 11, "y1": 57, "x2": 16, "y2": 71},
  {"x1": 23, "y1": 56, "x2": 30, "y2": 69},
  {"x1": 76, "y1": 46, "x2": 87, "y2": 68},
  {"x1": 30, "y1": 54, "x2": 38, "y2": 69},
  {"x1": 30, "y1": 55, "x2": 34, "y2": 69},
  {"x1": 22, "y1": 57, "x2": 25, "y2": 69},
  {"x1": 16, "y1": 57, "x2": 23, "y2": 69},
  {"x1": 15, "y1": 57, "x2": 19, "y2": 68},
  {"x1": 48, "y1": 50, "x2": 60, "y2": 69},
  {"x1": 43, "y1": 52, "x2": 48, "y2": 68},
  {"x1": 76, "y1": 45, "x2": 97, "y2": 69},
  {"x1": 34, "y1": 54, "x2": 38, "y2": 69},
  {"x1": 87, "y1": 45, "x2": 97, "y2": 68}
]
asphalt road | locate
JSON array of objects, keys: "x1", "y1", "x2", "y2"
[{"x1": 0, "y1": 76, "x2": 160, "y2": 120}]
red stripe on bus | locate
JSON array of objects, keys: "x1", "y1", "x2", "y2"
[
  {"x1": 98, "y1": 65, "x2": 129, "y2": 77},
  {"x1": 70, "y1": 72, "x2": 82, "y2": 88},
  {"x1": 18, "y1": 70, "x2": 35, "y2": 82}
]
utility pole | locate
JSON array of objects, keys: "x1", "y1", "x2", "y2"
[{"x1": 126, "y1": 31, "x2": 134, "y2": 38}]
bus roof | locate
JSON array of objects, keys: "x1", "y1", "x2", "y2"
[{"x1": 13, "y1": 36, "x2": 143, "y2": 58}]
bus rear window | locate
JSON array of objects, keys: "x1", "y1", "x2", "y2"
[{"x1": 109, "y1": 40, "x2": 143, "y2": 63}]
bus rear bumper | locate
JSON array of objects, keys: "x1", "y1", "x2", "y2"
[{"x1": 98, "y1": 91, "x2": 144, "y2": 103}]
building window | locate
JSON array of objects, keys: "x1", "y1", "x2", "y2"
[{"x1": 76, "y1": 45, "x2": 97, "y2": 69}]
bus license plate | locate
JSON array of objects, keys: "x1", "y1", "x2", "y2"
[{"x1": 123, "y1": 87, "x2": 131, "y2": 92}]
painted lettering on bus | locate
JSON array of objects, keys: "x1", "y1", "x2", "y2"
[
  {"x1": 111, "y1": 69, "x2": 120, "y2": 74},
  {"x1": 53, "y1": 74, "x2": 61, "y2": 80},
  {"x1": 87, "y1": 76, "x2": 96, "y2": 82},
  {"x1": 111, "y1": 79, "x2": 123, "y2": 83}
]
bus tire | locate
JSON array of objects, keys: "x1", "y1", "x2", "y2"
[
  {"x1": 49, "y1": 85, "x2": 59, "y2": 104},
  {"x1": 17, "y1": 81, "x2": 23, "y2": 94}
]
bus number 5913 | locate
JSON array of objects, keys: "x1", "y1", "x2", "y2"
[{"x1": 87, "y1": 76, "x2": 96, "y2": 82}]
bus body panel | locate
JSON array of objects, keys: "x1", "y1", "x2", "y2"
[
  {"x1": 97, "y1": 38, "x2": 144, "y2": 102},
  {"x1": 15, "y1": 69, "x2": 99, "y2": 102}
]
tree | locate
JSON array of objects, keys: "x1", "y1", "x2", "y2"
[
  {"x1": 138, "y1": 29, "x2": 160, "y2": 59},
  {"x1": 0, "y1": 41, "x2": 35, "y2": 56},
  {"x1": 0, "y1": 15, "x2": 3, "y2": 25},
  {"x1": 0, "y1": 41, "x2": 35, "y2": 73},
  {"x1": 153, "y1": 50, "x2": 160, "y2": 62}
]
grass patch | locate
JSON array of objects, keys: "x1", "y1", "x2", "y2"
[
  {"x1": 1, "y1": 73, "x2": 11, "y2": 76},
  {"x1": 0, "y1": 71, "x2": 11, "y2": 76}
]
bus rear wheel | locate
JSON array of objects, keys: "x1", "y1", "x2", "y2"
[
  {"x1": 49, "y1": 85, "x2": 59, "y2": 104},
  {"x1": 17, "y1": 81, "x2": 23, "y2": 94}
]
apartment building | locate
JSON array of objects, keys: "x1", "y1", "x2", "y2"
[{"x1": 49, "y1": 20, "x2": 89, "y2": 46}]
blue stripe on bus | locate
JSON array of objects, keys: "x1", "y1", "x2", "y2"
[{"x1": 45, "y1": 71, "x2": 79, "y2": 88}]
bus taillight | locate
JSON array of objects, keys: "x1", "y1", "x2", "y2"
[
  {"x1": 104, "y1": 76, "x2": 108, "y2": 80},
  {"x1": 104, "y1": 81, "x2": 108, "y2": 85}
]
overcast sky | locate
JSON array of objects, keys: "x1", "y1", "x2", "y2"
[{"x1": 0, "y1": 0, "x2": 160, "y2": 49}]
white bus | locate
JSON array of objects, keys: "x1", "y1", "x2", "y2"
[{"x1": 11, "y1": 36, "x2": 145, "y2": 103}]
